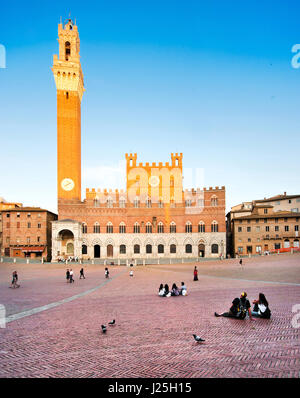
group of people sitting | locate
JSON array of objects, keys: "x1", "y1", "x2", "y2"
[
  {"x1": 215, "y1": 292, "x2": 271, "y2": 320},
  {"x1": 58, "y1": 256, "x2": 79, "y2": 263},
  {"x1": 158, "y1": 282, "x2": 187, "y2": 297}
]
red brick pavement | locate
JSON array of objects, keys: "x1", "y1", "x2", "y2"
[{"x1": 0, "y1": 254, "x2": 299, "y2": 378}]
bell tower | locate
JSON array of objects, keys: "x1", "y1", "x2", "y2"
[{"x1": 52, "y1": 18, "x2": 84, "y2": 203}]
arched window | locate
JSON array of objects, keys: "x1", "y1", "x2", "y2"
[
  {"x1": 119, "y1": 198, "x2": 126, "y2": 208},
  {"x1": 94, "y1": 198, "x2": 100, "y2": 207},
  {"x1": 119, "y1": 222, "x2": 126, "y2": 233},
  {"x1": 157, "y1": 222, "x2": 164, "y2": 233},
  {"x1": 185, "y1": 199, "x2": 192, "y2": 207},
  {"x1": 158, "y1": 199, "x2": 164, "y2": 208},
  {"x1": 82, "y1": 244, "x2": 87, "y2": 255},
  {"x1": 197, "y1": 199, "x2": 204, "y2": 208},
  {"x1": 146, "y1": 198, "x2": 152, "y2": 208},
  {"x1": 170, "y1": 244, "x2": 176, "y2": 253},
  {"x1": 134, "y1": 197, "x2": 140, "y2": 208},
  {"x1": 158, "y1": 244, "x2": 164, "y2": 254},
  {"x1": 106, "y1": 222, "x2": 113, "y2": 233},
  {"x1": 120, "y1": 244, "x2": 126, "y2": 254},
  {"x1": 133, "y1": 222, "x2": 140, "y2": 233},
  {"x1": 82, "y1": 223, "x2": 87, "y2": 234},
  {"x1": 65, "y1": 41, "x2": 71, "y2": 60},
  {"x1": 107, "y1": 197, "x2": 113, "y2": 208},
  {"x1": 211, "y1": 221, "x2": 218, "y2": 232},
  {"x1": 284, "y1": 239, "x2": 290, "y2": 248},
  {"x1": 170, "y1": 222, "x2": 176, "y2": 233},
  {"x1": 93, "y1": 223, "x2": 100, "y2": 233},
  {"x1": 146, "y1": 223, "x2": 152, "y2": 233},
  {"x1": 134, "y1": 244, "x2": 140, "y2": 254},
  {"x1": 146, "y1": 244, "x2": 152, "y2": 254},
  {"x1": 198, "y1": 221, "x2": 205, "y2": 233},
  {"x1": 185, "y1": 221, "x2": 192, "y2": 233},
  {"x1": 211, "y1": 244, "x2": 219, "y2": 253},
  {"x1": 185, "y1": 244, "x2": 192, "y2": 253},
  {"x1": 211, "y1": 196, "x2": 218, "y2": 207}
]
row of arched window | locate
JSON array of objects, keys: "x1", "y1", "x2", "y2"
[
  {"x1": 93, "y1": 196, "x2": 219, "y2": 208},
  {"x1": 82, "y1": 243, "x2": 219, "y2": 255},
  {"x1": 82, "y1": 221, "x2": 219, "y2": 234}
]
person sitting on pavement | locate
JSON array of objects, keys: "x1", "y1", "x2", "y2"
[
  {"x1": 252, "y1": 293, "x2": 271, "y2": 319},
  {"x1": 164, "y1": 284, "x2": 171, "y2": 297},
  {"x1": 215, "y1": 292, "x2": 254, "y2": 320},
  {"x1": 158, "y1": 283, "x2": 165, "y2": 296},
  {"x1": 180, "y1": 282, "x2": 187, "y2": 296},
  {"x1": 171, "y1": 283, "x2": 180, "y2": 296}
]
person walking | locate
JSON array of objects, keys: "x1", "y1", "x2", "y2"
[
  {"x1": 66, "y1": 269, "x2": 70, "y2": 283},
  {"x1": 129, "y1": 264, "x2": 133, "y2": 277},
  {"x1": 239, "y1": 259, "x2": 243, "y2": 266},
  {"x1": 193, "y1": 266, "x2": 198, "y2": 281},
  {"x1": 105, "y1": 267, "x2": 109, "y2": 279},
  {"x1": 10, "y1": 271, "x2": 20, "y2": 288},
  {"x1": 69, "y1": 269, "x2": 74, "y2": 283},
  {"x1": 79, "y1": 267, "x2": 85, "y2": 279}
]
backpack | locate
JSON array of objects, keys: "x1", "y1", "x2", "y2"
[{"x1": 236, "y1": 298, "x2": 248, "y2": 319}]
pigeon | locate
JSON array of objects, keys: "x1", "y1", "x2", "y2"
[
  {"x1": 193, "y1": 334, "x2": 205, "y2": 343},
  {"x1": 108, "y1": 319, "x2": 115, "y2": 325},
  {"x1": 101, "y1": 325, "x2": 107, "y2": 333}
]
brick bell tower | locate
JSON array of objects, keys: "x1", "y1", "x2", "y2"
[{"x1": 52, "y1": 18, "x2": 84, "y2": 207}]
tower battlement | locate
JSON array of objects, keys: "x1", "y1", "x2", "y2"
[{"x1": 126, "y1": 153, "x2": 183, "y2": 170}]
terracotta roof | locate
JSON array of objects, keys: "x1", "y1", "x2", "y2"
[
  {"x1": 233, "y1": 211, "x2": 300, "y2": 221},
  {"x1": 2, "y1": 207, "x2": 57, "y2": 216},
  {"x1": 54, "y1": 219, "x2": 80, "y2": 223},
  {"x1": 253, "y1": 204, "x2": 273, "y2": 208},
  {"x1": 255, "y1": 194, "x2": 300, "y2": 203}
]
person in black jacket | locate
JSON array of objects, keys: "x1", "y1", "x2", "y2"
[{"x1": 215, "y1": 292, "x2": 254, "y2": 320}]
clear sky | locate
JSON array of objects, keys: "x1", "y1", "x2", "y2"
[{"x1": 0, "y1": 0, "x2": 299, "y2": 214}]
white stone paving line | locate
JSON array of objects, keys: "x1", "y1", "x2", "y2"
[{"x1": 5, "y1": 270, "x2": 127, "y2": 324}]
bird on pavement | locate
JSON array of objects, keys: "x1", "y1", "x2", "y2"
[
  {"x1": 193, "y1": 334, "x2": 205, "y2": 343},
  {"x1": 101, "y1": 325, "x2": 107, "y2": 333},
  {"x1": 108, "y1": 319, "x2": 115, "y2": 325}
]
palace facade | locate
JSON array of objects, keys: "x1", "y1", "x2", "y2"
[
  {"x1": 227, "y1": 193, "x2": 300, "y2": 257},
  {"x1": 51, "y1": 19, "x2": 226, "y2": 261}
]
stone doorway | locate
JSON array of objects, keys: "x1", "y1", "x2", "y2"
[
  {"x1": 107, "y1": 244, "x2": 113, "y2": 258},
  {"x1": 94, "y1": 245, "x2": 100, "y2": 258},
  {"x1": 198, "y1": 243, "x2": 205, "y2": 257}
]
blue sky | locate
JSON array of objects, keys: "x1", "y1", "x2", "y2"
[{"x1": 0, "y1": 0, "x2": 300, "y2": 214}]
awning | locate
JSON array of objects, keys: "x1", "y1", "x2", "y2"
[{"x1": 21, "y1": 246, "x2": 45, "y2": 253}]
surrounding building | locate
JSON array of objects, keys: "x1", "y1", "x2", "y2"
[
  {"x1": 51, "y1": 19, "x2": 226, "y2": 261},
  {"x1": 1, "y1": 207, "x2": 57, "y2": 261},
  {"x1": 0, "y1": 198, "x2": 23, "y2": 257},
  {"x1": 227, "y1": 193, "x2": 300, "y2": 257}
]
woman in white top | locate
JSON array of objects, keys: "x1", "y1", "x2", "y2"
[{"x1": 252, "y1": 293, "x2": 271, "y2": 319}]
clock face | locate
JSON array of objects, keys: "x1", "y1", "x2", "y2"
[
  {"x1": 61, "y1": 178, "x2": 75, "y2": 191},
  {"x1": 149, "y1": 176, "x2": 159, "y2": 187}
]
